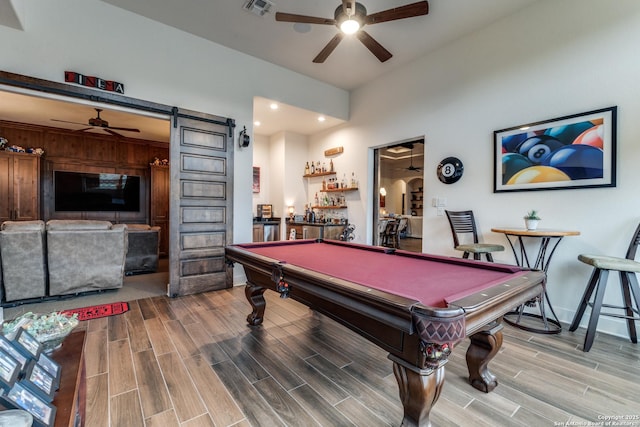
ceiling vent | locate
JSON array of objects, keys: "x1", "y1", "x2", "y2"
[{"x1": 243, "y1": 0, "x2": 273, "y2": 16}]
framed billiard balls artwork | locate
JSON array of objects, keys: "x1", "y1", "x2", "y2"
[{"x1": 493, "y1": 106, "x2": 616, "y2": 193}]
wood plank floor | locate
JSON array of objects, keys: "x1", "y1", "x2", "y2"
[{"x1": 74, "y1": 285, "x2": 640, "y2": 427}]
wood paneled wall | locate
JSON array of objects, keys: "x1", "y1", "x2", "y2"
[{"x1": 0, "y1": 120, "x2": 169, "y2": 223}]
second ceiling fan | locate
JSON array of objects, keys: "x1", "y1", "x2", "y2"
[
  {"x1": 275, "y1": 1, "x2": 429, "y2": 63},
  {"x1": 51, "y1": 108, "x2": 141, "y2": 137}
]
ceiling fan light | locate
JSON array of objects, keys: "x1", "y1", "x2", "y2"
[{"x1": 340, "y1": 19, "x2": 360, "y2": 34}]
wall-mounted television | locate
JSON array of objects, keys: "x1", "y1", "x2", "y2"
[{"x1": 54, "y1": 171, "x2": 141, "y2": 212}]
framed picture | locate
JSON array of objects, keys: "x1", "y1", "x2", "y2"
[
  {"x1": 4, "y1": 382, "x2": 57, "y2": 427},
  {"x1": 13, "y1": 328, "x2": 43, "y2": 361},
  {"x1": 36, "y1": 353, "x2": 61, "y2": 386},
  {"x1": 0, "y1": 350, "x2": 21, "y2": 391},
  {"x1": 494, "y1": 106, "x2": 617, "y2": 193},
  {"x1": 0, "y1": 334, "x2": 28, "y2": 372},
  {"x1": 22, "y1": 361, "x2": 56, "y2": 401},
  {"x1": 253, "y1": 166, "x2": 260, "y2": 193}
]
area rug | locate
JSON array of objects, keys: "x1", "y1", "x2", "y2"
[{"x1": 61, "y1": 302, "x2": 129, "y2": 321}]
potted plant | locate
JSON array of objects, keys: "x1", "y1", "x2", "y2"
[{"x1": 524, "y1": 210, "x2": 541, "y2": 230}]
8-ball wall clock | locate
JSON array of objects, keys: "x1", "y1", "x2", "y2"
[{"x1": 437, "y1": 157, "x2": 464, "y2": 184}]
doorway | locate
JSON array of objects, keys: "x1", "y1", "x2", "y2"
[
  {"x1": 0, "y1": 70, "x2": 235, "y2": 297},
  {"x1": 373, "y1": 138, "x2": 424, "y2": 252}
]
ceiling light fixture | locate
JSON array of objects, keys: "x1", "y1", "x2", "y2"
[
  {"x1": 317, "y1": 116, "x2": 326, "y2": 122},
  {"x1": 340, "y1": 18, "x2": 360, "y2": 34},
  {"x1": 270, "y1": 103, "x2": 278, "y2": 110},
  {"x1": 254, "y1": 121, "x2": 261, "y2": 126}
]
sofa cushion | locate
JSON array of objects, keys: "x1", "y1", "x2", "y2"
[
  {"x1": 0, "y1": 220, "x2": 47, "y2": 301},
  {"x1": 46, "y1": 219, "x2": 113, "y2": 231},
  {"x1": 125, "y1": 224, "x2": 151, "y2": 231},
  {"x1": 1, "y1": 220, "x2": 46, "y2": 232},
  {"x1": 47, "y1": 221, "x2": 127, "y2": 296},
  {"x1": 124, "y1": 224, "x2": 159, "y2": 275}
]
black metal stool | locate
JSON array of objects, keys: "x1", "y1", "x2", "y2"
[{"x1": 569, "y1": 223, "x2": 640, "y2": 352}]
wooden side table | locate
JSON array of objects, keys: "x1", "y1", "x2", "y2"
[{"x1": 51, "y1": 331, "x2": 86, "y2": 427}]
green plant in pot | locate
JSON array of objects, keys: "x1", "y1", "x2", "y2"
[{"x1": 524, "y1": 210, "x2": 541, "y2": 230}]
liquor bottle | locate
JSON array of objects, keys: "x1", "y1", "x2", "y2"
[
  {"x1": 351, "y1": 172, "x2": 358, "y2": 188},
  {"x1": 314, "y1": 192, "x2": 319, "y2": 206},
  {"x1": 322, "y1": 161, "x2": 326, "y2": 173},
  {"x1": 316, "y1": 161, "x2": 321, "y2": 173},
  {"x1": 304, "y1": 162, "x2": 310, "y2": 175},
  {"x1": 329, "y1": 159, "x2": 334, "y2": 172},
  {"x1": 322, "y1": 177, "x2": 326, "y2": 191},
  {"x1": 341, "y1": 174, "x2": 347, "y2": 189},
  {"x1": 310, "y1": 161, "x2": 315, "y2": 174}
]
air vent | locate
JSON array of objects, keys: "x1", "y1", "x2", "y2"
[{"x1": 243, "y1": 0, "x2": 273, "y2": 16}]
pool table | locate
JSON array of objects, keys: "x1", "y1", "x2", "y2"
[{"x1": 225, "y1": 239, "x2": 545, "y2": 427}]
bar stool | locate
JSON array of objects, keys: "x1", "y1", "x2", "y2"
[
  {"x1": 445, "y1": 210, "x2": 504, "y2": 262},
  {"x1": 569, "y1": 223, "x2": 640, "y2": 352}
]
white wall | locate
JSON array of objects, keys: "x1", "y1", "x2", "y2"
[
  {"x1": 310, "y1": 0, "x2": 640, "y2": 338},
  {"x1": 0, "y1": 0, "x2": 348, "y2": 246}
]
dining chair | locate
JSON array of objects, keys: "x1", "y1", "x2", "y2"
[
  {"x1": 445, "y1": 210, "x2": 504, "y2": 262},
  {"x1": 569, "y1": 222, "x2": 640, "y2": 352},
  {"x1": 380, "y1": 220, "x2": 400, "y2": 248}
]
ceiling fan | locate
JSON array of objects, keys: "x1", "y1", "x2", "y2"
[
  {"x1": 51, "y1": 108, "x2": 141, "y2": 137},
  {"x1": 405, "y1": 146, "x2": 422, "y2": 172},
  {"x1": 275, "y1": 1, "x2": 429, "y2": 63},
  {"x1": 390, "y1": 142, "x2": 422, "y2": 172}
]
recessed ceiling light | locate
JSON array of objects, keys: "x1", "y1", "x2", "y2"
[
  {"x1": 293, "y1": 23, "x2": 311, "y2": 33},
  {"x1": 317, "y1": 116, "x2": 326, "y2": 122},
  {"x1": 254, "y1": 121, "x2": 261, "y2": 126},
  {"x1": 270, "y1": 103, "x2": 278, "y2": 110}
]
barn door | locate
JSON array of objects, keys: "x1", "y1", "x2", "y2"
[{"x1": 168, "y1": 108, "x2": 234, "y2": 297}]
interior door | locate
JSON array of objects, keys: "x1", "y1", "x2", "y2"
[{"x1": 169, "y1": 108, "x2": 234, "y2": 296}]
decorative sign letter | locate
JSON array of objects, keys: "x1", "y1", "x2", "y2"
[{"x1": 64, "y1": 71, "x2": 125, "y2": 94}]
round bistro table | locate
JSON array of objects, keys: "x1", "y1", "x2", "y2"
[{"x1": 491, "y1": 228, "x2": 580, "y2": 334}]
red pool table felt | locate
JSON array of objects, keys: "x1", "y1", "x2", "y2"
[{"x1": 238, "y1": 240, "x2": 527, "y2": 308}]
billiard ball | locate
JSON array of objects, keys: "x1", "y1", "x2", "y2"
[
  {"x1": 517, "y1": 135, "x2": 564, "y2": 164},
  {"x1": 542, "y1": 144, "x2": 603, "y2": 180},
  {"x1": 507, "y1": 165, "x2": 571, "y2": 185},
  {"x1": 501, "y1": 132, "x2": 531, "y2": 153},
  {"x1": 572, "y1": 124, "x2": 603, "y2": 149},
  {"x1": 544, "y1": 120, "x2": 595, "y2": 145},
  {"x1": 502, "y1": 153, "x2": 533, "y2": 184}
]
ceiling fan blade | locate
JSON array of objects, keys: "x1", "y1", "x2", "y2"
[
  {"x1": 365, "y1": 1, "x2": 429, "y2": 25},
  {"x1": 313, "y1": 33, "x2": 344, "y2": 63},
  {"x1": 275, "y1": 12, "x2": 335, "y2": 25},
  {"x1": 356, "y1": 30, "x2": 392, "y2": 62},
  {"x1": 104, "y1": 128, "x2": 124, "y2": 137},
  {"x1": 108, "y1": 126, "x2": 140, "y2": 132},
  {"x1": 51, "y1": 118, "x2": 89, "y2": 126}
]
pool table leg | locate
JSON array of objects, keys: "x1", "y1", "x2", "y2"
[
  {"x1": 245, "y1": 283, "x2": 267, "y2": 326},
  {"x1": 466, "y1": 322, "x2": 504, "y2": 392},
  {"x1": 390, "y1": 355, "x2": 445, "y2": 427}
]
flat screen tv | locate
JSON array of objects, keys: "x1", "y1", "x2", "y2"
[{"x1": 54, "y1": 171, "x2": 141, "y2": 212}]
